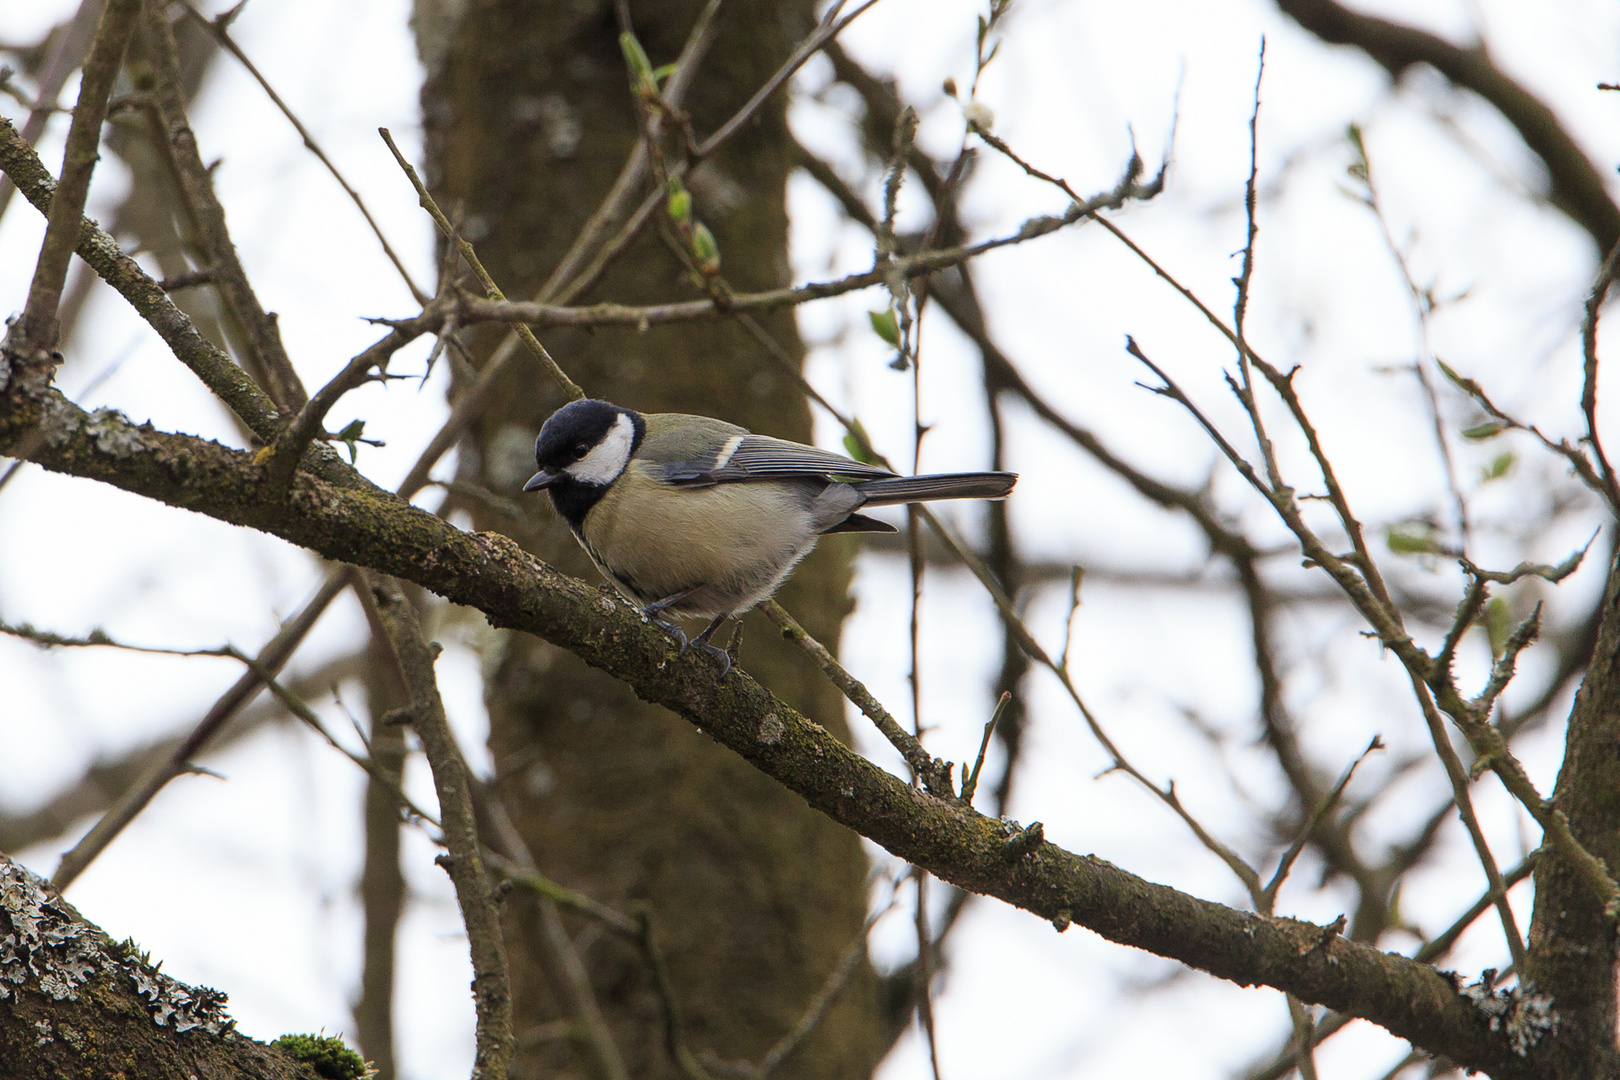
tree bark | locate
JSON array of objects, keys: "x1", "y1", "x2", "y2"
[
  {"x1": 1525, "y1": 553, "x2": 1620, "y2": 1077},
  {"x1": 415, "y1": 2, "x2": 884, "y2": 1076},
  {"x1": 355, "y1": 625, "x2": 410, "y2": 1080},
  {"x1": 0, "y1": 854, "x2": 323, "y2": 1080}
]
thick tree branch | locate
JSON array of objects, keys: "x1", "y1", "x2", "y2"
[
  {"x1": 0, "y1": 389, "x2": 1549, "y2": 1077},
  {"x1": 0, "y1": 854, "x2": 325, "y2": 1080}
]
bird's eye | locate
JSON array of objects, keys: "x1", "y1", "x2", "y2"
[{"x1": 573, "y1": 442, "x2": 590, "y2": 458}]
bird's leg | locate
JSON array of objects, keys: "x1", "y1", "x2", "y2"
[
  {"x1": 639, "y1": 588, "x2": 699, "y2": 649},
  {"x1": 680, "y1": 614, "x2": 732, "y2": 678}
]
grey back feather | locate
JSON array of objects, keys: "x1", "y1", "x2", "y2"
[{"x1": 656, "y1": 434, "x2": 895, "y2": 486}]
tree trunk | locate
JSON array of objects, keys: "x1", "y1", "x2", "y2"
[
  {"x1": 1526, "y1": 553, "x2": 1620, "y2": 1077},
  {"x1": 415, "y1": 2, "x2": 885, "y2": 1076}
]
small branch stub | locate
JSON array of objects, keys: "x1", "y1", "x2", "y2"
[{"x1": 1003, "y1": 820, "x2": 1044, "y2": 861}]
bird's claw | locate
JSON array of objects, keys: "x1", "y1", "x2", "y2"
[
  {"x1": 679, "y1": 638, "x2": 732, "y2": 679},
  {"x1": 641, "y1": 604, "x2": 733, "y2": 679},
  {"x1": 642, "y1": 610, "x2": 689, "y2": 650}
]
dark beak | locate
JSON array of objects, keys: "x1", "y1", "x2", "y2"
[{"x1": 523, "y1": 468, "x2": 561, "y2": 492}]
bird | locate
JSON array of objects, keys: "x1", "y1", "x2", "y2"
[{"x1": 522, "y1": 398, "x2": 1017, "y2": 676}]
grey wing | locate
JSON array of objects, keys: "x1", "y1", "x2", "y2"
[{"x1": 654, "y1": 433, "x2": 896, "y2": 486}]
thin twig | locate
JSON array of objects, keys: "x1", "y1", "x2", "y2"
[
  {"x1": 761, "y1": 599, "x2": 937, "y2": 784},
  {"x1": 538, "y1": 0, "x2": 722, "y2": 302},
  {"x1": 751, "y1": 937, "x2": 868, "y2": 1078},
  {"x1": 52, "y1": 568, "x2": 348, "y2": 891},
  {"x1": 1232, "y1": 40, "x2": 1264, "y2": 352},
  {"x1": 378, "y1": 127, "x2": 583, "y2": 402},
  {"x1": 635, "y1": 905, "x2": 715, "y2": 1080},
  {"x1": 695, "y1": 0, "x2": 877, "y2": 161},
  {"x1": 724, "y1": 883, "x2": 907, "y2": 1080},
  {"x1": 1350, "y1": 125, "x2": 1472, "y2": 546},
  {"x1": 1286, "y1": 994, "x2": 1320, "y2": 1080},
  {"x1": 257, "y1": 669, "x2": 441, "y2": 832},
  {"x1": 458, "y1": 163, "x2": 1155, "y2": 333},
  {"x1": 0, "y1": 619, "x2": 239, "y2": 658},
  {"x1": 174, "y1": 0, "x2": 428, "y2": 304},
  {"x1": 959, "y1": 692, "x2": 1010, "y2": 806},
  {"x1": 261, "y1": 317, "x2": 434, "y2": 490},
  {"x1": 1260, "y1": 737, "x2": 1381, "y2": 909},
  {"x1": 0, "y1": 0, "x2": 105, "y2": 227},
  {"x1": 1579, "y1": 234, "x2": 1620, "y2": 513},
  {"x1": 476, "y1": 793, "x2": 630, "y2": 1080},
  {"x1": 1409, "y1": 664, "x2": 1528, "y2": 972},
  {"x1": 913, "y1": 504, "x2": 1264, "y2": 898},
  {"x1": 913, "y1": 866, "x2": 943, "y2": 1080},
  {"x1": 1437, "y1": 356, "x2": 1617, "y2": 511},
  {"x1": 494, "y1": 860, "x2": 640, "y2": 937}
]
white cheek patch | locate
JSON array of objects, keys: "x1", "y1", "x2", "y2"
[{"x1": 566, "y1": 412, "x2": 636, "y2": 484}]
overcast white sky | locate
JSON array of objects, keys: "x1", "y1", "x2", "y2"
[{"x1": 4, "y1": 1, "x2": 1620, "y2": 1077}]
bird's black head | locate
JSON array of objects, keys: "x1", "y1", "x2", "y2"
[{"x1": 523, "y1": 400, "x2": 646, "y2": 526}]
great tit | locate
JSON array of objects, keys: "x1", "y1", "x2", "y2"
[{"x1": 522, "y1": 398, "x2": 1017, "y2": 674}]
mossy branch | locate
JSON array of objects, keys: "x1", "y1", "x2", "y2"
[{"x1": 0, "y1": 388, "x2": 1547, "y2": 1078}]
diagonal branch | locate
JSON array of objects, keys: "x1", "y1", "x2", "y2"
[
  {"x1": 0, "y1": 390, "x2": 1549, "y2": 1078},
  {"x1": 0, "y1": 113, "x2": 281, "y2": 435},
  {"x1": 49, "y1": 569, "x2": 348, "y2": 890},
  {"x1": 140, "y1": 0, "x2": 305, "y2": 411},
  {"x1": 7, "y1": 0, "x2": 141, "y2": 360},
  {"x1": 0, "y1": 0, "x2": 105, "y2": 227},
  {"x1": 174, "y1": 0, "x2": 428, "y2": 305}
]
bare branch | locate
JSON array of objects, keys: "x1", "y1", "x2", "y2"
[
  {"x1": 1579, "y1": 237, "x2": 1620, "y2": 510},
  {"x1": 458, "y1": 166, "x2": 1154, "y2": 331},
  {"x1": 761, "y1": 599, "x2": 939, "y2": 788},
  {"x1": 359, "y1": 571, "x2": 514, "y2": 1080},
  {"x1": 174, "y1": 0, "x2": 429, "y2": 305},
  {"x1": 377, "y1": 127, "x2": 583, "y2": 403},
  {"x1": 0, "y1": 0, "x2": 105, "y2": 226},
  {"x1": 50, "y1": 569, "x2": 349, "y2": 891},
  {"x1": 1407, "y1": 671, "x2": 1528, "y2": 972},
  {"x1": 261, "y1": 320, "x2": 432, "y2": 491},
  {"x1": 1261, "y1": 738, "x2": 1382, "y2": 910},
  {"x1": 0, "y1": 114, "x2": 280, "y2": 435},
  {"x1": 140, "y1": 0, "x2": 305, "y2": 411},
  {"x1": 6, "y1": 0, "x2": 140, "y2": 360}
]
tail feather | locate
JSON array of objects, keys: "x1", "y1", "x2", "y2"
[{"x1": 855, "y1": 471, "x2": 1017, "y2": 506}]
